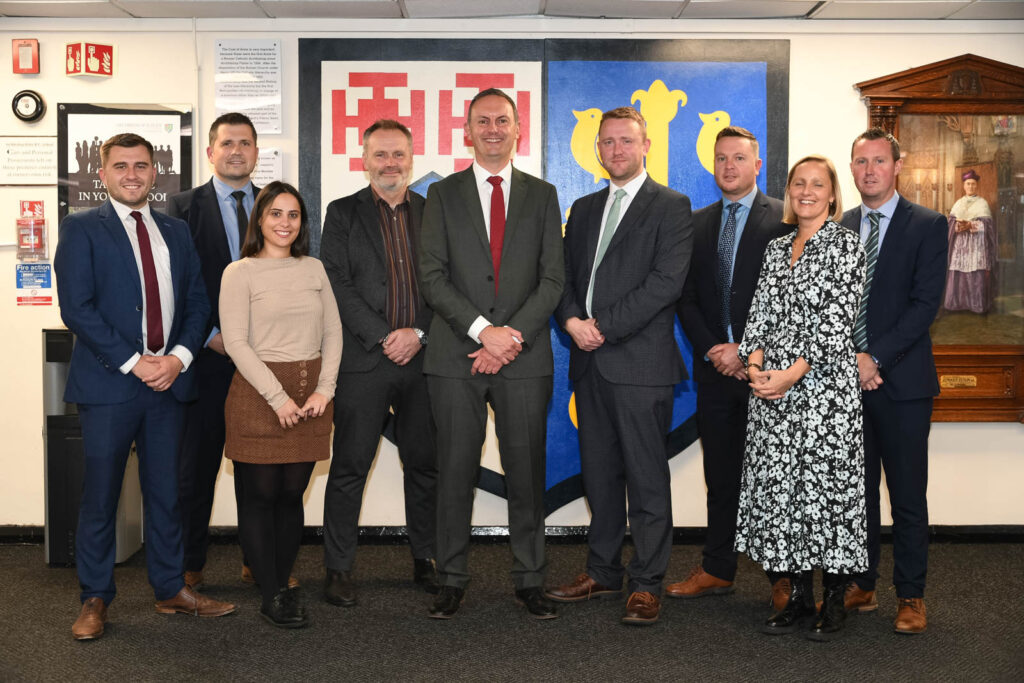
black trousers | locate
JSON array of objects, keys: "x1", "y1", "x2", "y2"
[
  {"x1": 855, "y1": 390, "x2": 933, "y2": 599},
  {"x1": 575, "y1": 370, "x2": 674, "y2": 595},
  {"x1": 178, "y1": 349, "x2": 242, "y2": 572},
  {"x1": 695, "y1": 374, "x2": 750, "y2": 582},
  {"x1": 428, "y1": 373, "x2": 551, "y2": 591},
  {"x1": 323, "y1": 357, "x2": 437, "y2": 573}
]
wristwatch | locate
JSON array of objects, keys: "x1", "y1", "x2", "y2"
[{"x1": 413, "y1": 328, "x2": 428, "y2": 346}]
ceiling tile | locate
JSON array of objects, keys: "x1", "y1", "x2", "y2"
[
  {"x1": 812, "y1": 1, "x2": 972, "y2": 20},
  {"x1": 260, "y1": 0, "x2": 402, "y2": 19},
  {"x1": 947, "y1": 0, "x2": 1024, "y2": 20},
  {"x1": 405, "y1": 0, "x2": 541, "y2": 18},
  {"x1": 545, "y1": 0, "x2": 686, "y2": 19},
  {"x1": 118, "y1": 0, "x2": 267, "y2": 18},
  {"x1": 681, "y1": 0, "x2": 819, "y2": 19},
  {"x1": 0, "y1": 1, "x2": 132, "y2": 17}
]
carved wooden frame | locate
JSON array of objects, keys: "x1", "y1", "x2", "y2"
[{"x1": 854, "y1": 54, "x2": 1024, "y2": 422}]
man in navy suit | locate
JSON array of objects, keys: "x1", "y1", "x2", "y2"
[
  {"x1": 546, "y1": 107, "x2": 693, "y2": 625},
  {"x1": 667, "y1": 126, "x2": 790, "y2": 608},
  {"x1": 56, "y1": 133, "x2": 235, "y2": 640},
  {"x1": 166, "y1": 113, "x2": 259, "y2": 590},
  {"x1": 841, "y1": 128, "x2": 947, "y2": 635}
]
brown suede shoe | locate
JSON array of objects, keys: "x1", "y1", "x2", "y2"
[
  {"x1": 155, "y1": 586, "x2": 236, "y2": 617},
  {"x1": 770, "y1": 577, "x2": 791, "y2": 612},
  {"x1": 242, "y1": 564, "x2": 299, "y2": 589},
  {"x1": 184, "y1": 570, "x2": 204, "y2": 591},
  {"x1": 844, "y1": 583, "x2": 878, "y2": 613},
  {"x1": 622, "y1": 591, "x2": 660, "y2": 625},
  {"x1": 545, "y1": 573, "x2": 622, "y2": 602},
  {"x1": 894, "y1": 597, "x2": 927, "y2": 634},
  {"x1": 665, "y1": 566, "x2": 734, "y2": 599},
  {"x1": 72, "y1": 597, "x2": 107, "y2": 640}
]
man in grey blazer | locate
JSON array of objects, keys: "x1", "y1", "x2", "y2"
[
  {"x1": 419, "y1": 88, "x2": 564, "y2": 620},
  {"x1": 668, "y1": 126, "x2": 790, "y2": 608},
  {"x1": 320, "y1": 120, "x2": 438, "y2": 607},
  {"x1": 546, "y1": 107, "x2": 693, "y2": 625}
]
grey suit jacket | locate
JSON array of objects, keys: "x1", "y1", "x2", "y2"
[
  {"x1": 320, "y1": 186, "x2": 432, "y2": 374},
  {"x1": 556, "y1": 175, "x2": 694, "y2": 386},
  {"x1": 418, "y1": 166, "x2": 564, "y2": 379}
]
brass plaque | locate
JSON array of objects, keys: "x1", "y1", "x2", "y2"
[{"x1": 940, "y1": 374, "x2": 978, "y2": 389}]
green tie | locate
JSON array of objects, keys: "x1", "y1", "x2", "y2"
[
  {"x1": 587, "y1": 188, "x2": 627, "y2": 315},
  {"x1": 853, "y1": 211, "x2": 881, "y2": 352}
]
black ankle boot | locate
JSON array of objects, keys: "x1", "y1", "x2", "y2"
[
  {"x1": 761, "y1": 571, "x2": 815, "y2": 635},
  {"x1": 261, "y1": 587, "x2": 309, "y2": 629},
  {"x1": 807, "y1": 572, "x2": 847, "y2": 641}
]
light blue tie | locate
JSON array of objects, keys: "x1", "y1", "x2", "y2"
[
  {"x1": 853, "y1": 211, "x2": 881, "y2": 352},
  {"x1": 587, "y1": 188, "x2": 627, "y2": 315}
]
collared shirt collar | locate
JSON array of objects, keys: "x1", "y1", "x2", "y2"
[
  {"x1": 860, "y1": 190, "x2": 900, "y2": 223},
  {"x1": 109, "y1": 197, "x2": 152, "y2": 223},
  {"x1": 726, "y1": 186, "x2": 758, "y2": 212},
  {"x1": 370, "y1": 185, "x2": 410, "y2": 208},
  {"x1": 609, "y1": 169, "x2": 648, "y2": 200},
  {"x1": 472, "y1": 160, "x2": 512, "y2": 188},
  {"x1": 211, "y1": 175, "x2": 254, "y2": 203}
]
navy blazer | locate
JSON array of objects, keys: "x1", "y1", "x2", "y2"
[
  {"x1": 166, "y1": 179, "x2": 259, "y2": 338},
  {"x1": 54, "y1": 200, "x2": 210, "y2": 405},
  {"x1": 678, "y1": 190, "x2": 789, "y2": 384},
  {"x1": 840, "y1": 195, "x2": 948, "y2": 401},
  {"x1": 320, "y1": 186, "x2": 432, "y2": 373},
  {"x1": 556, "y1": 176, "x2": 694, "y2": 386}
]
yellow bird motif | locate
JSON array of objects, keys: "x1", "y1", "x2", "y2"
[
  {"x1": 696, "y1": 110, "x2": 732, "y2": 174},
  {"x1": 570, "y1": 108, "x2": 609, "y2": 183}
]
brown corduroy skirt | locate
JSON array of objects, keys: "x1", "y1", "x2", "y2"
[{"x1": 225, "y1": 357, "x2": 333, "y2": 464}]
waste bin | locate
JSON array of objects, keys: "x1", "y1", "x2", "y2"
[{"x1": 43, "y1": 328, "x2": 143, "y2": 566}]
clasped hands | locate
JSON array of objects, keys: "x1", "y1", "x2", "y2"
[
  {"x1": 468, "y1": 325, "x2": 523, "y2": 375},
  {"x1": 564, "y1": 317, "x2": 605, "y2": 352},
  {"x1": 748, "y1": 364, "x2": 799, "y2": 401},
  {"x1": 131, "y1": 355, "x2": 183, "y2": 392},
  {"x1": 275, "y1": 393, "x2": 329, "y2": 429},
  {"x1": 708, "y1": 343, "x2": 746, "y2": 381},
  {"x1": 857, "y1": 352, "x2": 883, "y2": 391},
  {"x1": 382, "y1": 328, "x2": 423, "y2": 366}
]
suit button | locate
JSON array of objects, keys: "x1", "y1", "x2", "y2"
[
  {"x1": 136, "y1": 305, "x2": 143, "y2": 312},
  {"x1": 489, "y1": 308, "x2": 495, "y2": 313},
  {"x1": 486, "y1": 275, "x2": 493, "y2": 281},
  {"x1": 137, "y1": 337, "x2": 143, "y2": 344}
]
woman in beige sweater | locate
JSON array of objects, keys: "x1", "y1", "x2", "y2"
[{"x1": 220, "y1": 181, "x2": 342, "y2": 628}]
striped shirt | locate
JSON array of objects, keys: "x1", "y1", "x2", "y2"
[{"x1": 372, "y1": 188, "x2": 418, "y2": 330}]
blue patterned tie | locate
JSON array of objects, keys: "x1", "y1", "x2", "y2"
[
  {"x1": 717, "y1": 202, "x2": 739, "y2": 337},
  {"x1": 853, "y1": 211, "x2": 881, "y2": 352}
]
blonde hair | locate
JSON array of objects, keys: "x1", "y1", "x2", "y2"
[{"x1": 781, "y1": 154, "x2": 843, "y2": 224}]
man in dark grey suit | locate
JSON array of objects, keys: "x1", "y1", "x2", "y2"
[
  {"x1": 546, "y1": 106, "x2": 693, "y2": 625},
  {"x1": 166, "y1": 112, "x2": 259, "y2": 590},
  {"x1": 419, "y1": 88, "x2": 564, "y2": 620},
  {"x1": 667, "y1": 126, "x2": 790, "y2": 609},
  {"x1": 841, "y1": 128, "x2": 947, "y2": 635},
  {"x1": 320, "y1": 120, "x2": 438, "y2": 607}
]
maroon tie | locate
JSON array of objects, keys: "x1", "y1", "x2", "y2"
[
  {"x1": 487, "y1": 176, "x2": 505, "y2": 292},
  {"x1": 130, "y1": 210, "x2": 164, "y2": 352}
]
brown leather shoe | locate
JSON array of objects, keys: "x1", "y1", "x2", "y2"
[
  {"x1": 665, "y1": 565, "x2": 734, "y2": 599},
  {"x1": 770, "y1": 577, "x2": 791, "y2": 612},
  {"x1": 184, "y1": 570, "x2": 204, "y2": 591},
  {"x1": 72, "y1": 597, "x2": 107, "y2": 640},
  {"x1": 894, "y1": 597, "x2": 927, "y2": 634},
  {"x1": 155, "y1": 586, "x2": 236, "y2": 617},
  {"x1": 622, "y1": 591, "x2": 660, "y2": 625},
  {"x1": 545, "y1": 573, "x2": 621, "y2": 603},
  {"x1": 845, "y1": 583, "x2": 878, "y2": 613},
  {"x1": 242, "y1": 564, "x2": 299, "y2": 589}
]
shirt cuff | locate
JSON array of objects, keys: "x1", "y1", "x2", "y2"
[
  {"x1": 169, "y1": 345, "x2": 194, "y2": 372},
  {"x1": 468, "y1": 316, "x2": 491, "y2": 344},
  {"x1": 204, "y1": 326, "x2": 220, "y2": 347},
  {"x1": 119, "y1": 352, "x2": 141, "y2": 375}
]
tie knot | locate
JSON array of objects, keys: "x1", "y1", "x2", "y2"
[
  {"x1": 612, "y1": 188, "x2": 626, "y2": 201},
  {"x1": 129, "y1": 210, "x2": 143, "y2": 224},
  {"x1": 487, "y1": 176, "x2": 503, "y2": 188},
  {"x1": 726, "y1": 202, "x2": 739, "y2": 216},
  {"x1": 231, "y1": 190, "x2": 246, "y2": 202},
  {"x1": 868, "y1": 211, "x2": 882, "y2": 228}
]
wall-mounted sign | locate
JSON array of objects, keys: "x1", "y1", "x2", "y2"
[{"x1": 66, "y1": 42, "x2": 114, "y2": 77}]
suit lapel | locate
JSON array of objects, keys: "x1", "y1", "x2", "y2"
[
  {"x1": 874, "y1": 196, "x2": 910, "y2": 286},
  {"x1": 356, "y1": 187, "x2": 387, "y2": 265},
  {"x1": 198, "y1": 180, "x2": 232, "y2": 264},
  {"x1": 99, "y1": 201, "x2": 144, "y2": 299},
  {"x1": 456, "y1": 168, "x2": 491, "y2": 258},
  {"x1": 503, "y1": 168, "x2": 528, "y2": 251},
  {"x1": 604, "y1": 176, "x2": 655, "y2": 256},
  {"x1": 584, "y1": 188, "x2": 610, "y2": 275}
]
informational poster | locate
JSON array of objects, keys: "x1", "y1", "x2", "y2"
[
  {"x1": 215, "y1": 39, "x2": 282, "y2": 134},
  {"x1": 0, "y1": 137, "x2": 58, "y2": 185},
  {"x1": 56, "y1": 104, "x2": 192, "y2": 222},
  {"x1": 252, "y1": 147, "x2": 283, "y2": 188},
  {"x1": 16, "y1": 263, "x2": 52, "y2": 306}
]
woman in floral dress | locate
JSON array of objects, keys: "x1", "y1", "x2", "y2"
[{"x1": 735, "y1": 155, "x2": 867, "y2": 641}]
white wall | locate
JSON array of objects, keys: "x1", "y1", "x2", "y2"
[{"x1": 2, "y1": 17, "x2": 1021, "y2": 529}]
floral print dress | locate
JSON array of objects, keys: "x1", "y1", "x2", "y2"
[{"x1": 735, "y1": 220, "x2": 868, "y2": 574}]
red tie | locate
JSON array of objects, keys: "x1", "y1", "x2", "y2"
[
  {"x1": 130, "y1": 210, "x2": 164, "y2": 353},
  {"x1": 487, "y1": 176, "x2": 505, "y2": 292}
]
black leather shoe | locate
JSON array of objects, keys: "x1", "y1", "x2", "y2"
[
  {"x1": 762, "y1": 573, "x2": 815, "y2": 635},
  {"x1": 261, "y1": 587, "x2": 309, "y2": 629},
  {"x1": 413, "y1": 559, "x2": 441, "y2": 594},
  {"x1": 807, "y1": 574, "x2": 848, "y2": 641},
  {"x1": 428, "y1": 586, "x2": 465, "y2": 619},
  {"x1": 515, "y1": 587, "x2": 558, "y2": 620},
  {"x1": 324, "y1": 569, "x2": 356, "y2": 607}
]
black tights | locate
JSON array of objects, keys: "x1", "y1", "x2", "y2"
[{"x1": 234, "y1": 461, "x2": 314, "y2": 608}]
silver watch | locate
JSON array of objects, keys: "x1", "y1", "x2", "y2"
[{"x1": 413, "y1": 328, "x2": 428, "y2": 346}]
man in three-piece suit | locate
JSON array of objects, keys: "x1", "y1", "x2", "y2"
[
  {"x1": 546, "y1": 107, "x2": 693, "y2": 625},
  {"x1": 166, "y1": 113, "x2": 260, "y2": 590},
  {"x1": 320, "y1": 120, "x2": 439, "y2": 607},
  {"x1": 666, "y1": 126, "x2": 790, "y2": 608},
  {"x1": 841, "y1": 128, "x2": 947, "y2": 635},
  {"x1": 419, "y1": 88, "x2": 564, "y2": 620},
  {"x1": 55, "y1": 133, "x2": 235, "y2": 641}
]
